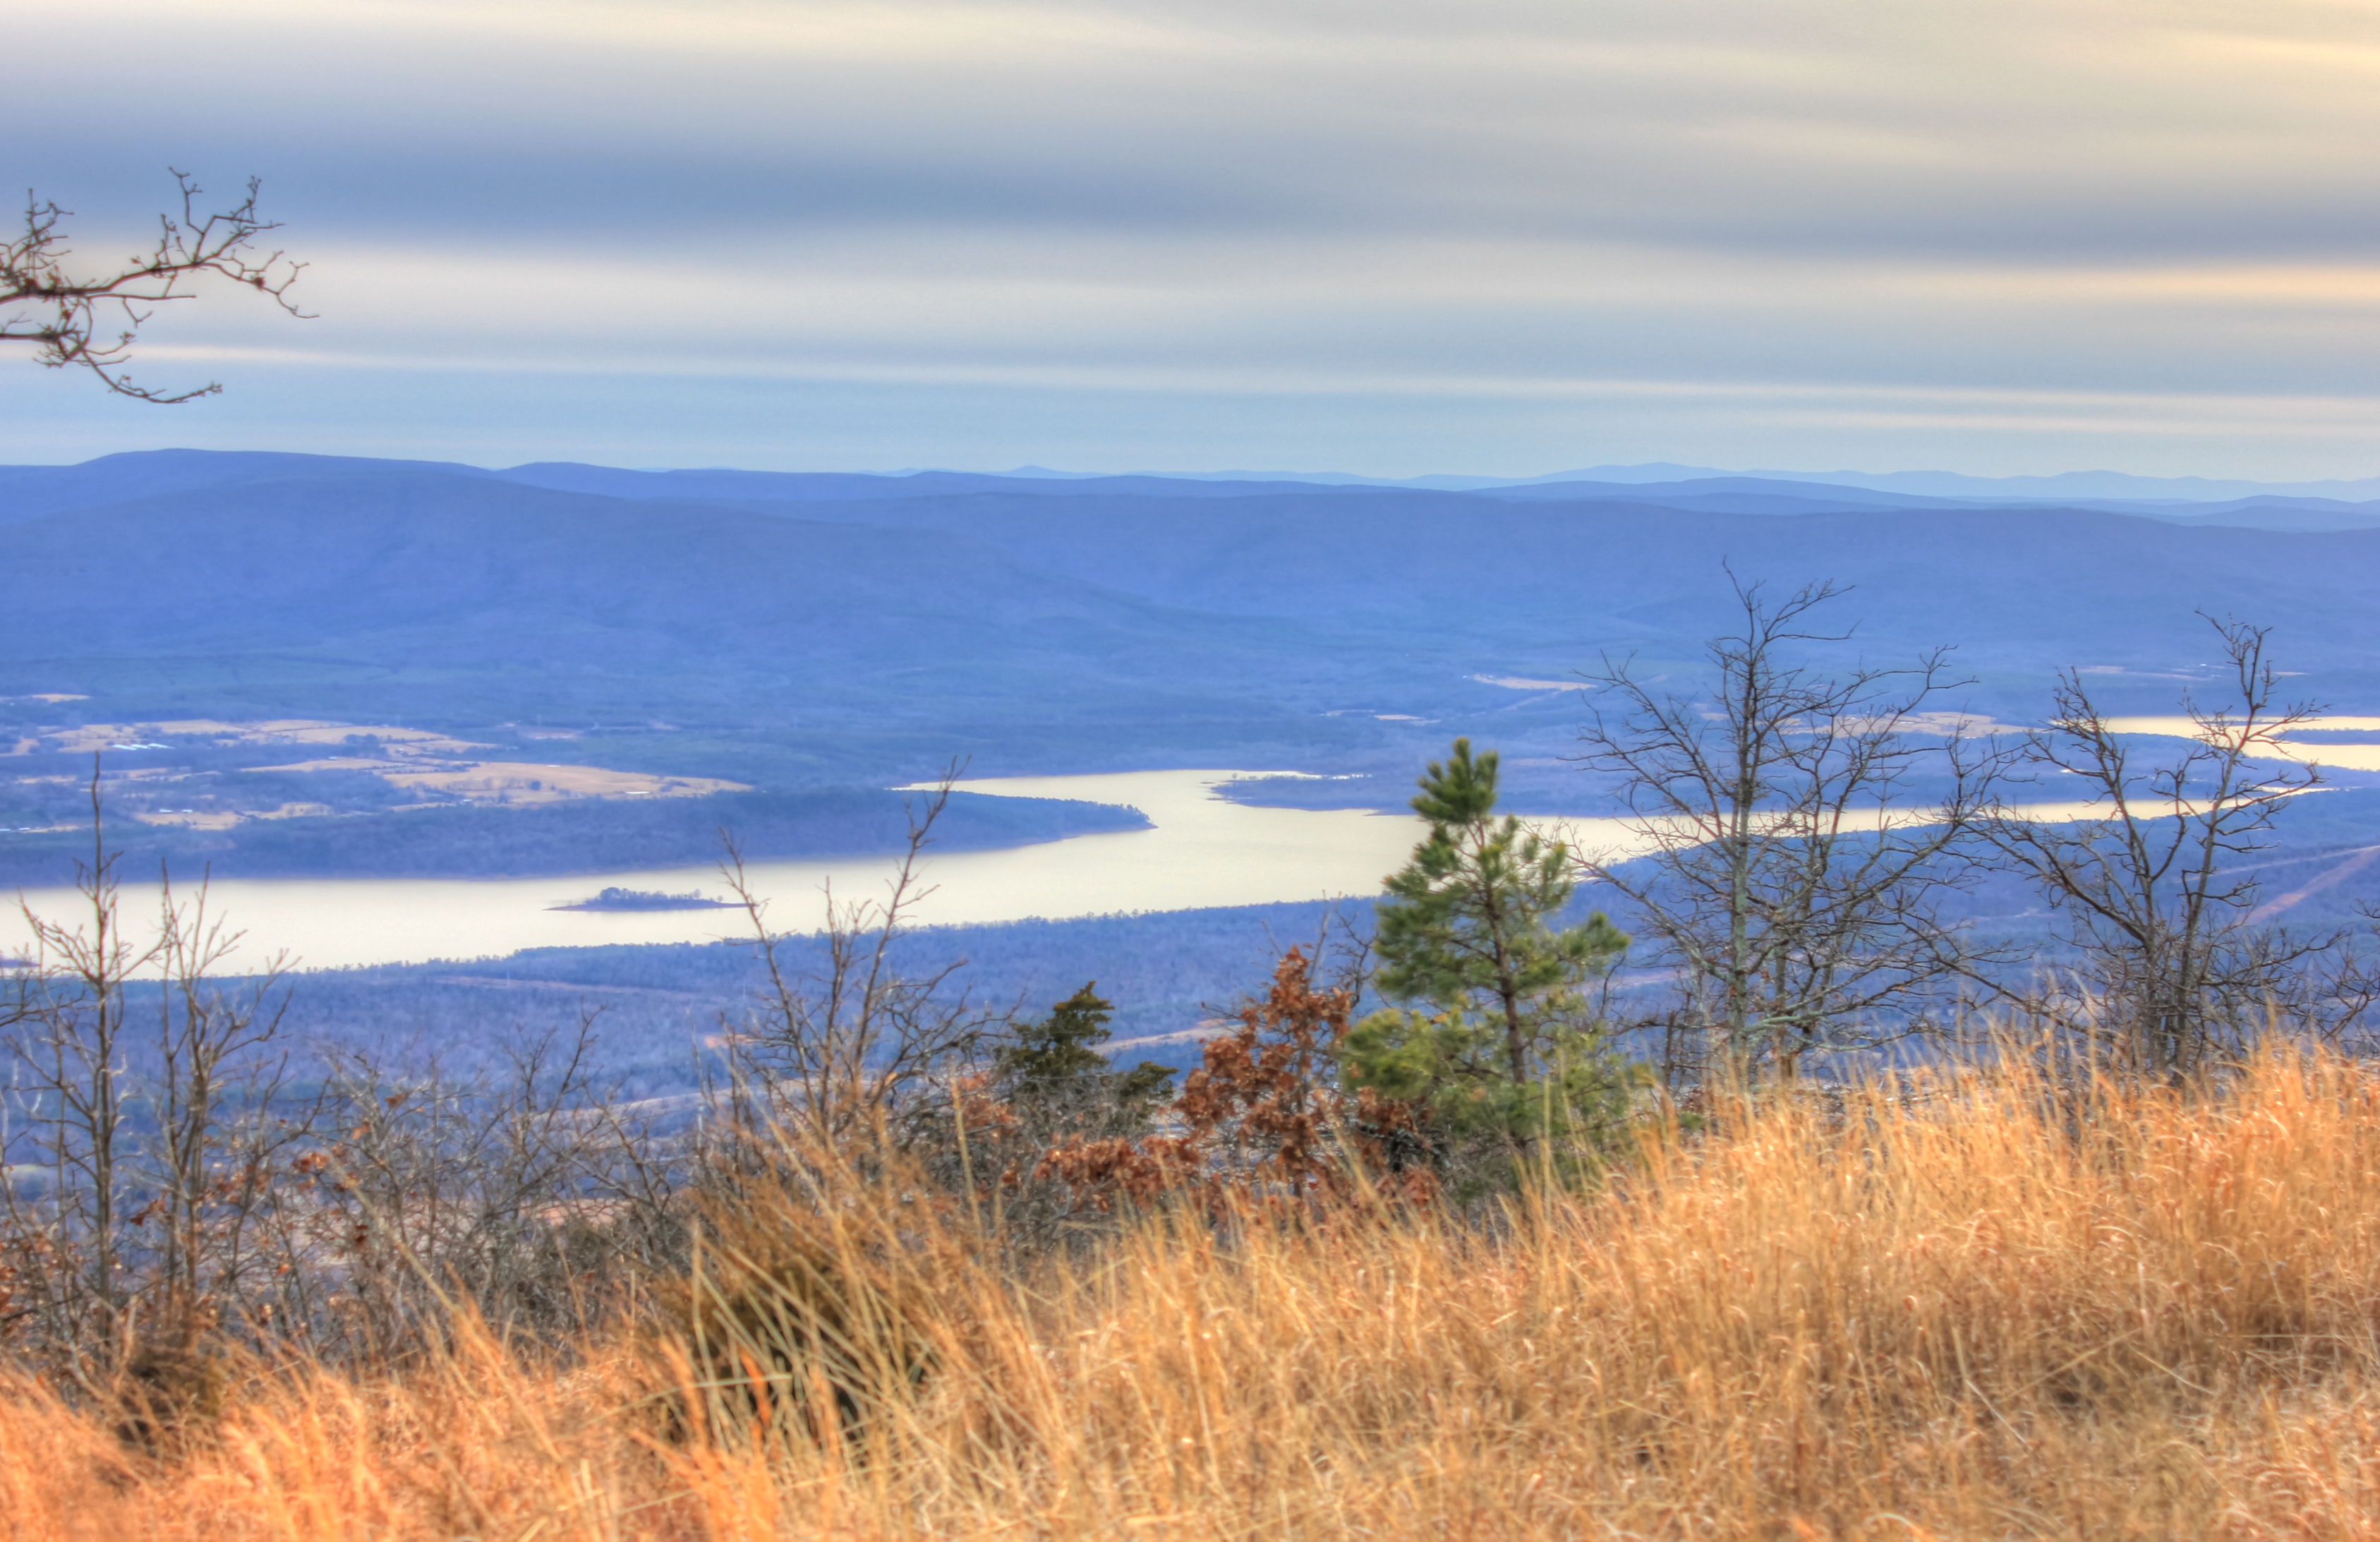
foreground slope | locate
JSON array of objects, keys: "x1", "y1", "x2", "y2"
[{"x1": 5, "y1": 1054, "x2": 2379, "y2": 1539}]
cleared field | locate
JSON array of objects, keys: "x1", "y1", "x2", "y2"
[
  {"x1": 4, "y1": 719, "x2": 491, "y2": 758},
  {"x1": 247, "y1": 757, "x2": 745, "y2": 805},
  {"x1": 128, "y1": 802, "x2": 332, "y2": 830},
  {"x1": 0, "y1": 717, "x2": 748, "y2": 819}
]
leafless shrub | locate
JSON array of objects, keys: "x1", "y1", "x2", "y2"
[
  {"x1": 715, "y1": 766, "x2": 1010, "y2": 1156},
  {"x1": 287, "y1": 1015, "x2": 689, "y2": 1360}
]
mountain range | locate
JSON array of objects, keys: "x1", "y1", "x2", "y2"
[
  {"x1": 1041, "y1": 460, "x2": 2380, "y2": 507},
  {"x1": 0, "y1": 448, "x2": 2372, "y2": 865}
]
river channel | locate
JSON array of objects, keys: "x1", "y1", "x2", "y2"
[
  {"x1": 0, "y1": 770, "x2": 1433, "y2": 972},
  {"x1": 0, "y1": 769, "x2": 2127, "y2": 973}
]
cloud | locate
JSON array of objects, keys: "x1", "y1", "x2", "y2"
[{"x1": 8, "y1": 0, "x2": 2380, "y2": 473}]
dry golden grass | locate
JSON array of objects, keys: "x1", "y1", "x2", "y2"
[{"x1": 12, "y1": 1052, "x2": 2380, "y2": 1540}]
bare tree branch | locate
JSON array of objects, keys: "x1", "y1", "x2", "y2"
[{"x1": 1, "y1": 170, "x2": 308, "y2": 402}]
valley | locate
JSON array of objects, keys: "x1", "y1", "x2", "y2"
[{"x1": 8, "y1": 447, "x2": 2380, "y2": 1071}]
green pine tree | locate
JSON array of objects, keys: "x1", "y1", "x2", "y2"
[
  {"x1": 998, "y1": 982, "x2": 1119, "y2": 1090},
  {"x1": 997, "y1": 982, "x2": 1175, "y2": 1109},
  {"x1": 1349, "y1": 739, "x2": 1630, "y2": 1148}
]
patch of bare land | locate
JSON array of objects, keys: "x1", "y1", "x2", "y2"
[
  {"x1": 0, "y1": 717, "x2": 748, "y2": 829},
  {"x1": 5, "y1": 719, "x2": 490, "y2": 758},
  {"x1": 248, "y1": 757, "x2": 742, "y2": 807},
  {"x1": 1472, "y1": 672, "x2": 1582, "y2": 691},
  {"x1": 133, "y1": 802, "x2": 333, "y2": 829},
  {"x1": 1103, "y1": 1021, "x2": 1232, "y2": 1052}
]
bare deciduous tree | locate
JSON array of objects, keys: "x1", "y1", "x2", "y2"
[
  {"x1": 1980, "y1": 615, "x2": 2367, "y2": 1080},
  {"x1": 1, "y1": 771, "x2": 683, "y2": 1382},
  {"x1": 2, "y1": 170, "x2": 307, "y2": 402},
  {"x1": 1576, "y1": 574, "x2": 2000, "y2": 1083},
  {"x1": 144, "y1": 875, "x2": 303, "y2": 1316},
  {"x1": 0, "y1": 768, "x2": 307, "y2": 1385},
  {"x1": 292, "y1": 1013, "x2": 687, "y2": 1359},
  {"x1": 720, "y1": 768, "x2": 1010, "y2": 1152}
]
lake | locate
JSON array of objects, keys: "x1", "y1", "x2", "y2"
[
  {"x1": 0, "y1": 770, "x2": 1432, "y2": 972},
  {"x1": 0, "y1": 767, "x2": 2130, "y2": 974}
]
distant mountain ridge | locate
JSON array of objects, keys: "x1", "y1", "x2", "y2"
[
  {"x1": 1071, "y1": 460, "x2": 2380, "y2": 503},
  {"x1": 4, "y1": 450, "x2": 2378, "y2": 728},
  {"x1": 15, "y1": 447, "x2": 2380, "y2": 514}
]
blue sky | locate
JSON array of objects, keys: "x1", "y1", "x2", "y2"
[{"x1": 9, "y1": 0, "x2": 2380, "y2": 478}]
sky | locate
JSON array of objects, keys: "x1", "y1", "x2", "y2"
[{"x1": 9, "y1": 0, "x2": 2380, "y2": 478}]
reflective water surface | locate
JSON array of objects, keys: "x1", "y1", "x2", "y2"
[
  {"x1": 0, "y1": 767, "x2": 2135, "y2": 974},
  {"x1": 0, "y1": 770, "x2": 1430, "y2": 972}
]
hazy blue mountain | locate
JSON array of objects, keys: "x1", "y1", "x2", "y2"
[
  {"x1": 2132, "y1": 498, "x2": 2380, "y2": 534},
  {"x1": 0, "y1": 450, "x2": 1388, "y2": 525},
  {"x1": 1477, "y1": 476, "x2": 1976, "y2": 512},
  {"x1": 1736, "y1": 466, "x2": 2380, "y2": 503},
  {"x1": 739, "y1": 488, "x2": 2380, "y2": 683},
  {"x1": 0, "y1": 471, "x2": 1295, "y2": 686},
  {"x1": 1106, "y1": 463, "x2": 1742, "y2": 490},
  {"x1": 960, "y1": 459, "x2": 2380, "y2": 505},
  {"x1": 0, "y1": 449, "x2": 504, "y2": 523},
  {"x1": 21, "y1": 447, "x2": 2380, "y2": 522},
  {"x1": 8, "y1": 458, "x2": 2380, "y2": 740},
  {"x1": 495, "y1": 462, "x2": 1386, "y2": 503},
  {"x1": 1439, "y1": 462, "x2": 2380, "y2": 503}
]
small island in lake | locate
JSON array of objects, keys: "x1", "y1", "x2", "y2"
[{"x1": 550, "y1": 886, "x2": 737, "y2": 912}]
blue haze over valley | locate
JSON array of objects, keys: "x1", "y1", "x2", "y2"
[{"x1": 4, "y1": 447, "x2": 2378, "y2": 1091}]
